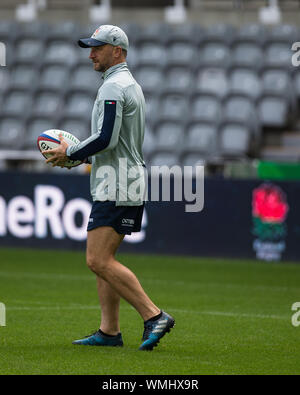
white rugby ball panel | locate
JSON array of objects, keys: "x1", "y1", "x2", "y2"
[{"x1": 37, "y1": 129, "x2": 81, "y2": 168}]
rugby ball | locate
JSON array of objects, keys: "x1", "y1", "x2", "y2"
[{"x1": 37, "y1": 129, "x2": 82, "y2": 168}]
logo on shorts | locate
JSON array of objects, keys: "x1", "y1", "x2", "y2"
[
  {"x1": 122, "y1": 218, "x2": 134, "y2": 227},
  {"x1": 89, "y1": 218, "x2": 94, "y2": 223}
]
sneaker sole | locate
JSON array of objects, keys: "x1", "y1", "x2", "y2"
[{"x1": 139, "y1": 319, "x2": 175, "y2": 351}]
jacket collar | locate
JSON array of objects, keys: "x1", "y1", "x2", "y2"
[{"x1": 102, "y1": 62, "x2": 128, "y2": 80}]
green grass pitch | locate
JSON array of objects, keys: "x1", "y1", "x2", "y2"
[{"x1": 0, "y1": 247, "x2": 300, "y2": 375}]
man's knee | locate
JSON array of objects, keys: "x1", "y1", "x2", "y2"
[{"x1": 86, "y1": 253, "x2": 113, "y2": 277}]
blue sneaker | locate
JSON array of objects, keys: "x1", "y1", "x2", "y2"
[
  {"x1": 139, "y1": 311, "x2": 175, "y2": 351},
  {"x1": 72, "y1": 330, "x2": 123, "y2": 346}
]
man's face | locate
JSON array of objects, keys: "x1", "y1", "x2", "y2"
[{"x1": 89, "y1": 44, "x2": 116, "y2": 72}]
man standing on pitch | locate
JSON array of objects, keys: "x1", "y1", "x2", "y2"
[{"x1": 43, "y1": 25, "x2": 175, "y2": 350}]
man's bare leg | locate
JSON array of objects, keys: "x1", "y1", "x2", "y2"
[
  {"x1": 87, "y1": 226, "x2": 160, "y2": 322},
  {"x1": 96, "y1": 277, "x2": 120, "y2": 335}
]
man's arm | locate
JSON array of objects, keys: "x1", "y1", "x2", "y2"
[{"x1": 66, "y1": 84, "x2": 124, "y2": 162}]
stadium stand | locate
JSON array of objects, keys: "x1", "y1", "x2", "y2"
[{"x1": 0, "y1": 1, "x2": 300, "y2": 171}]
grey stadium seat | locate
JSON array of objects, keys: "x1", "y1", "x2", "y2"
[
  {"x1": 47, "y1": 21, "x2": 79, "y2": 40},
  {"x1": 184, "y1": 122, "x2": 218, "y2": 154},
  {"x1": 0, "y1": 67, "x2": 10, "y2": 92},
  {"x1": 143, "y1": 93, "x2": 159, "y2": 125},
  {"x1": 190, "y1": 94, "x2": 222, "y2": 123},
  {"x1": 25, "y1": 117, "x2": 55, "y2": 149},
  {"x1": 59, "y1": 117, "x2": 89, "y2": 142},
  {"x1": 202, "y1": 24, "x2": 236, "y2": 46},
  {"x1": 166, "y1": 42, "x2": 197, "y2": 67},
  {"x1": 162, "y1": 67, "x2": 193, "y2": 93},
  {"x1": 2, "y1": 90, "x2": 33, "y2": 117},
  {"x1": 0, "y1": 117, "x2": 24, "y2": 149},
  {"x1": 148, "y1": 152, "x2": 180, "y2": 168},
  {"x1": 158, "y1": 94, "x2": 189, "y2": 122},
  {"x1": 69, "y1": 65, "x2": 101, "y2": 93},
  {"x1": 143, "y1": 124, "x2": 156, "y2": 158},
  {"x1": 219, "y1": 122, "x2": 251, "y2": 157},
  {"x1": 9, "y1": 63, "x2": 38, "y2": 89},
  {"x1": 269, "y1": 24, "x2": 299, "y2": 44},
  {"x1": 258, "y1": 95, "x2": 290, "y2": 128},
  {"x1": 231, "y1": 43, "x2": 264, "y2": 71},
  {"x1": 167, "y1": 23, "x2": 204, "y2": 46},
  {"x1": 64, "y1": 92, "x2": 94, "y2": 118},
  {"x1": 39, "y1": 64, "x2": 70, "y2": 91},
  {"x1": 234, "y1": 24, "x2": 267, "y2": 46},
  {"x1": 198, "y1": 43, "x2": 231, "y2": 69},
  {"x1": 32, "y1": 90, "x2": 62, "y2": 117},
  {"x1": 195, "y1": 68, "x2": 229, "y2": 98},
  {"x1": 223, "y1": 94, "x2": 261, "y2": 153},
  {"x1": 229, "y1": 69, "x2": 262, "y2": 100},
  {"x1": 154, "y1": 121, "x2": 184, "y2": 151},
  {"x1": 135, "y1": 22, "x2": 170, "y2": 46},
  {"x1": 180, "y1": 153, "x2": 206, "y2": 167},
  {"x1": 262, "y1": 69, "x2": 297, "y2": 116},
  {"x1": 137, "y1": 43, "x2": 167, "y2": 67},
  {"x1": 15, "y1": 39, "x2": 45, "y2": 63},
  {"x1": 264, "y1": 43, "x2": 293, "y2": 70},
  {"x1": 44, "y1": 41, "x2": 78, "y2": 65},
  {"x1": 135, "y1": 67, "x2": 164, "y2": 94}
]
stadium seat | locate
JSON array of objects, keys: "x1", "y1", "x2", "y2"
[
  {"x1": 135, "y1": 66, "x2": 164, "y2": 94},
  {"x1": 292, "y1": 70, "x2": 300, "y2": 100},
  {"x1": 258, "y1": 95, "x2": 290, "y2": 128},
  {"x1": 184, "y1": 122, "x2": 218, "y2": 154},
  {"x1": 32, "y1": 90, "x2": 63, "y2": 117},
  {"x1": 0, "y1": 20, "x2": 18, "y2": 43},
  {"x1": 64, "y1": 92, "x2": 95, "y2": 119},
  {"x1": 261, "y1": 69, "x2": 297, "y2": 118},
  {"x1": 15, "y1": 39, "x2": 45, "y2": 64},
  {"x1": 25, "y1": 117, "x2": 56, "y2": 149},
  {"x1": 167, "y1": 23, "x2": 204, "y2": 46},
  {"x1": 218, "y1": 121, "x2": 251, "y2": 157},
  {"x1": 157, "y1": 93, "x2": 189, "y2": 122},
  {"x1": 44, "y1": 40, "x2": 78, "y2": 65},
  {"x1": 189, "y1": 94, "x2": 222, "y2": 123},
  {"x1": 1, "y1": 89, "x2": 33, "y2": 117},
  {"x1": 39, "y1": 64, "x2": 70, "y2": 91},
  {"x1": 162, "y1": 67, "x2": 193, "y2": 93},
  {"x1": 69, "y1": 65, "x2": 101, "y2": 93},
  {"x1": 198, "y1": 42, "x2": 231, "y2": 69},
  {"x1": 180, "y1": 152, "x2": 206, "y2": 167},
  {"x1": 229, "y1": 68, "x2": 262, "y2": 100},
  {"x1": 0, "y1": 116, "x2": 24, "y2": 149},
  {"x1": 166, "y1": 42, "x2": 197, "y2": 68},
  {"x1": 19, "y1": 20, "x2": 50, "y2": 41},
  {"x1": 143, "y1": 124, "x2": 156, "y2": 158},
  {"x1": 135, "y1": 22, "x2": 170, "y2": 46},
  {"x1": 234, "y1": 24, "x2": 268, "y2": 46},
  {"x1": 231, "y1": 43, "x2": 264, "y2": 71},
  {"x1": 154, "y1": 121, "x2": 184, "y2": 151},
  {"x1": 9, "y1": 63, "x2": 38, "y2": 90},
  {"x1": 143, "y1": 93, "x2": 159, "y2": 125},
  {"x1": 268, "y1": 24, "x2": 299, "y2": 44},
  {"x1": 202, "y1": 24, "x2": 236, "y2": 46},
  {"x1": 118, "y1": 22, "x2": 141, "y2": 46},
  {"x1": 195, "y1": 68, "x2": 229, "y2": 98},
  {"x1": 148, "y1": 152, "x2": 180, "y2": 167},
  {"x1": 264, "y1": 43, "x2": 293, "y2": 70},
  {"x1": 59, "y1": 117, "x2": 89, "y2": 142},
  {"x1": 47, "y1": 21, "x2": 80, "y2": 41},
  {"x1": 0, "y1": 67, "x2": 10, "y2": 92},
  {"x1": 137, "y1": 43, "x2": 167, "y2": 67},
  {"x1": 125, "y1": 45, "x2": 139, "y2": 70}
]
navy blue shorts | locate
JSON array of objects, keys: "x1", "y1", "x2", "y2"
[{"x1": 87, "y1": 201, "x2": 145, "y2": 235}]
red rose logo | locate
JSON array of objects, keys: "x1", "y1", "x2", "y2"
[{"x1": 252, "y1": 184, "x2": 289, "y2": 224}]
